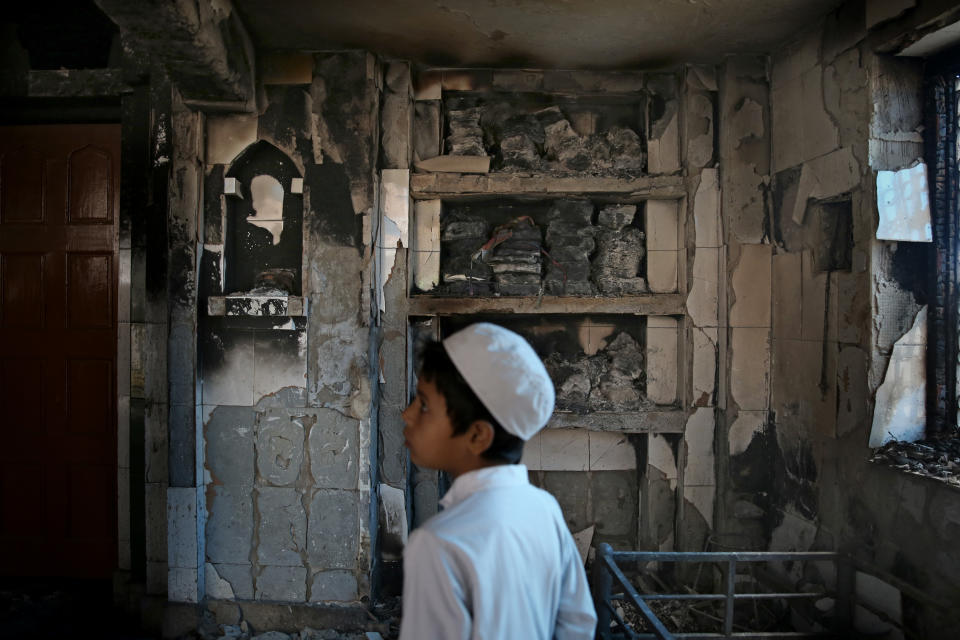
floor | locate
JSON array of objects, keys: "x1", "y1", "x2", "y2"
[{"x1": 0, "y1": 578, "x2": 153, "y2": 640}]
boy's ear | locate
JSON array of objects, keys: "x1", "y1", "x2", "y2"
[{"x1": 466, "y1": 420, "x2": 495, "y2": 455}]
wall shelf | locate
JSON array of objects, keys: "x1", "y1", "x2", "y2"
[
  {"x1": 208, "y1": 295, "x2": 306, "y2": 317},
  {"x1": 548, "y1": 410, "x2": 685, "y2": 433},
  {"x1": 408, "y1": 294, "x2": 685, "y2": 316},
  {"x1": 410, "y1": 172, "x2": 685, "y2": 200}
]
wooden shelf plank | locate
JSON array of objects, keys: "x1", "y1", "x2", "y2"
[
  {"x1": 408, "y1": 294, "x2": 685, "y2": 316},
  {"x1": 410, "y1": 172, "x2": 685, "y2": 199},
  {"x1": 548, "y1": 410, "x2": 685, "y2": 433}
]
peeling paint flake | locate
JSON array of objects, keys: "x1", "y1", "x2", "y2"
[{"x1": 377, "y1": 169, "x2": 410, "y2": 313}]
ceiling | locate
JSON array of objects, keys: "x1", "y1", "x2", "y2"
[{"x1": 233, "y1": 0, "x2": 846, "y2": 69}]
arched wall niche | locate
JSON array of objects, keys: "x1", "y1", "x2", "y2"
[{"x1": 224, "y1": 140, "x2": 303, "y2": 295}]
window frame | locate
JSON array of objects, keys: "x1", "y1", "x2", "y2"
[{"x1": 923, "y1": 49, "x2": 960, "y2": 436}]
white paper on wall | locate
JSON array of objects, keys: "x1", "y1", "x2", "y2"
[{"x1": 875, "y1": 161, "x2": 932, "y2": 242}]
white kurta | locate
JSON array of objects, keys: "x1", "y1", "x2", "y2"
[{"x1": 399, "y1": 464, "x2": 597, "y2": 640}]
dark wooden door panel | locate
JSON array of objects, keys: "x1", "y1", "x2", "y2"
[
  {"x1": 0, "y1": 146, "x2": 45, "y2": 224},
  {"x1": 0, "y1": 124, "x2": 119, "y2": 579},
  {"x1": 67, "y1": 253, "x2": 113, "y2": 328},
  {"x1": 1, "y1": 253, "x2": 45, "y2": 328}
]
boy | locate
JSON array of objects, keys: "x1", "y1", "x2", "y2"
[{"x1": 399, "y1": 322, "x2": 597, "y2": 640}]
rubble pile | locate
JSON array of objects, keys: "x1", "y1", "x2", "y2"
[
  {"x1": 593, "y1": 204, "x2": 647, "y2": 295},
  {"x1": 444, "y1": 100, "x2": 646, "y2": 174},
  {"x1": 870, "y1": 436, "x2": 960, "y2": 486},
  {"x1": 545, "y1": 331, "x2": 647, "y2": 412}
]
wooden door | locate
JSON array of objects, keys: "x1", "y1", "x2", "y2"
[{"x1": 0, "y1": 124, "x2": 119, "y2": 578}]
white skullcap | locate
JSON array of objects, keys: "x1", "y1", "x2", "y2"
[{"x1": 442, "y1": 323, "x2": 555, "y2": 441}]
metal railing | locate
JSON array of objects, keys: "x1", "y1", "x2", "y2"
[{"x1": 593, "y1": 543, "x2": 855, "y2": 640}]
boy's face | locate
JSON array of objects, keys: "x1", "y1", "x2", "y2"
[{"x1": 402, "y1": 376, "x2": 471, "y2": 474}]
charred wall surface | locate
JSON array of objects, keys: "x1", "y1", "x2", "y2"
[
  {"x1": 398, "y1": 65, "x2": 724, "y2": 562},
  {"x1": 716, "y1": 2, "x2": 960, "y2": 638},
  {"x1": 195, "y1": 52, "x2": 378, "y2": 606}
]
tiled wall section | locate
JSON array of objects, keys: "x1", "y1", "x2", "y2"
[
  {"x1": 524, "y1": 430, "x2": 638, "y2": 549},
  {"x1": 194, "y1": 51, "x2": 379, "y2": 604}
]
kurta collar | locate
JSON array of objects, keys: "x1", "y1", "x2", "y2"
[{"x1": 439, "y1": 464, "x2": 529, "y2": 510}]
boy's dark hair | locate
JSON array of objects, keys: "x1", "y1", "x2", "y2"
[{"x1": 418, "y1": 341, "x2": 525, "y2": 464}]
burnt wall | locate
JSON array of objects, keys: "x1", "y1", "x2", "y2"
[
  {"x1": 196, "y1": 52, "x2": 379, "y2": 606},
  {"x1": 717, "y1": 2, "x2": 960, "y2": 637}
]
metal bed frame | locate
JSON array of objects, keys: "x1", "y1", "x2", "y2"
[{"x1": 592, "y1": 543, "x2": 857, "y2": 640}]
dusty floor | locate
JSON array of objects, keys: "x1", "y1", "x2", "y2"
[{"x1": 0, "y1": 580, "x2": 400, "y2": 640}]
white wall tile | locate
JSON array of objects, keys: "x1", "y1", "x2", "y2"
[
  {"x1": 646, "y1": 200, "x2": 679, "y2": 250},
  {"x1": 205, "y1": 563, "x2": 236, "y2": 599},
  {"x1": 730, "y1": 244, "x2": 772, "y2": 328},
  {"x1": 168, "y1": 487, "x2": 198, "y2": 569},
  {"x1": 683, "y1": 408, "x2": 715, "y2": 486},
  {"x1": 694, "y1": 168, "x2": 721, "y2": 248},
  {"x1": 520, "y1": 432, "x2": 542, "y2": 471},
  {"x1": 540, "y1": 429, "x2": 589, "y2": 471},
  {"x1": 413, "y1": 200, "x2": 441, "y2": 291},
  {"x1": 731, "y1": 328, "x2": 771, "y2": 411},
  {"x1": 168, "y1": 567, "x2": 199, "y2": 603},
  {"x1": 589, "y1": 432, "x2": 637, "y2": 470},
  {"x1": 692, "y1": 327, "x2": 717, "y2": 406},
  {"x1": 647, "y1": 250, "x2": 678, "y2": 293},
  {"x1": 648, "y1": 433, "x2": 678, "y2": 480},
  {"x1": 687, "y1": 248, "x2": 719, "y2": 327},
  {"x1": 646, "y1": 317, "x2": 678, "y2": 405}
]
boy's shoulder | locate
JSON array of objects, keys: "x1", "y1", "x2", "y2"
[{"x1": 423, "y1": 481, "x2": 563, "y2": 537}]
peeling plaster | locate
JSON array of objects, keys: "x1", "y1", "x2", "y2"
[
  {"x1": 692, "y1": 327, "x2": 717, "y2": 406},
  {"x1": 205, "y1": 563, "x2": 236, "y2": 599},
  {"x1": 647, "y1": 433, "x2": 678, "y2": 482},
  {"x1": 869, "y1": 305, "x2": 926, "y2": 447},
  {"x1": 683, "y1": 408, "x2": 716, "y2": 487},
  {"x1": 693, "y1": 168, "x2": 721, "y2": 248},
  {"x1": 686, "y1": 248, "x2": 719, "y2": 327},
  {"x1": 729, "y1": 411, "x2": 767, "y2": 456},
  {"x1": 377, "y1": 169, "x2": 410, "y2": 314},
  {"x1": 730, "y1": 98, "x2": 765, "y2": 149},
  {"x1": 791, "y1": 146, "x2": 861, "y2": 224}
]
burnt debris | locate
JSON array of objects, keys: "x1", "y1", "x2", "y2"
[
  {"x1": 444, "y1": 99, "x2": 646, "y2": 174},
  {"x1": 870, "y1": 436, "x2": 960, "y2": 486},
  {"x1": 438, "y1": 199, "x2": 646, "y2": 297}
]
